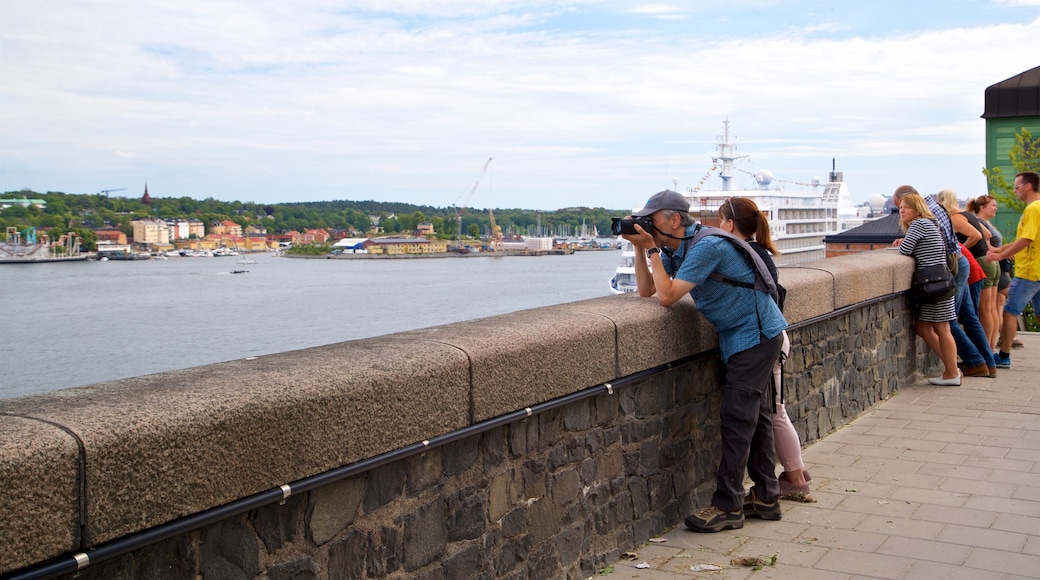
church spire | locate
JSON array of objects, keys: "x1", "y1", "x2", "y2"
[{"x1": 142, "y1": 182, "x2": 151, "y2": 205}]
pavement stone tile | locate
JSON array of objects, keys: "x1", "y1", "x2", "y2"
[
  {"x1": 1010, "y1": 483, "x2": 1040, "y2": 501},
  {"x1": 962, "y1": 546, "x2": 1040, "y2": 577},
  {"x1": 1023, "y1": 535, "x2": 1040, "y2": 557},
  {"x1": 1004, "y1": 447, "x2": 1040, "y2": 462},
  {"x1": 910, "y1": 503, "x2": 998, "y2": 528},
  {"x1": 986, "y1": 470, "x2": 1040, "y2": 487},
  {"x1": 978, "y1": 410, "x2": 1036, "y2": 421},
  {"x1": 991, "y1": 512, "x2": 1040, "y2": 535},
  {"x1": 802, "y1": 450, "x2": 859, "y2": 467},
  {"x1": 819, "y1": 434, "x2": 886, "y2": 446},
  {"x1": 813, "y1": 547, "x2": 913, "y2": 579},
  {"x1": 802, "y1": 440, "x2": 845, "y2": 455},
  {"x1": 714, "y1": 536, "x2": 829, "y2": 568},
  {"x1": 863, "y1": 471, "x2": 945, "y2": 490},
  {"x1": 915, "y1": 463, "x2": 991, "y2": 481},
  {"x1": 780, "y1": 503, "x2": 867, "y2": 530},
  {"x1": 662, "y1": 530, "x2": 746, "y2": 554},
  {"x1": 939, "y1": 442, "x2": 1011, "y2": 458},
  {"x1": 901, "y1": 422, "x2": 972, "y2": 436},
  {"x1": 960, "y1": 455, "x2": 1035, "y2": 473},
  {"x1": 862, "y1": 425, "x2": 926, "y2": 439},
  {"x1": 852, "y1": 514, "x2": 943, "y2": 540},
  {"x1": 835, "y1": 493, "x2": 920, "y2": 517},
  {"x1": 918, "y1": 430, "x2": 989, "y2": 445},
  {"x1": 962, "y1": 495, "x2": 1040, "y2": 517},
  {"x1": 724, "y1": 519, "x2": 812, "y2": 543},
  {"x1": 886, "y1": 486, "x2": 969, "y2": 508},
  {"x1": 875, "y1": 535, "x2": 972, "y2": 564},
  {"x1": 795, "y1": 525, "x2": 887, "y2": 552},
  {"x1": 901, "y1": 559, "x2": 1005, "y2": 580},
  {"x1": 937, "y1": 476, "x2": 1016, "y2": 498},
  {"x1": 829, "y1": 442, "x2": 904, "y2": 459},
  {"x1": 620, "y1": 543, "x2": 688, "y2": 569},
  {"x1": 852, "y1": 456, "x2": 936, "y2": 473},
  {"x1": 936, "y1": 523, "x2": 1029, "y2": 552},
  {"x1": 602, "y1": 560, "x2": 699, "y2": 580},
  {"x1": 896, "y1": 448, "x2": 966, "y2": 466},
  {"x1": 966, "y1": 425, "x2": 1036, "y2": 438},
  {"x1": 815, "y1": 479, "x2": 897, "y2": 499},
  {"x1": 902, "y1": 405, "x2": 981, "y2": 417},
  {"x1": 844, "y1": 417, "x2": 911, "y2": 432},
  {"x1": 884, "y1": 410, "x2": 944, "y2": 422}
]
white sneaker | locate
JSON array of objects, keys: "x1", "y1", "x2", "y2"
[{"x1": 928, "y1": 376, "x2": 961, "y2": 386}]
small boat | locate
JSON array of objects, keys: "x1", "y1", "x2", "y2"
[{"x1": 230, "y1": 269, "x2": 249, "y2": 274}]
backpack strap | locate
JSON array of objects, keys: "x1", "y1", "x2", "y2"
[{"x1": 688, "y1": 224, "x2": 779, "y2": 302}]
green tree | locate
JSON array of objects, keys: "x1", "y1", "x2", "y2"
[{"x1": 983, "y1": 127, "x2": 1040, "y2": 213}]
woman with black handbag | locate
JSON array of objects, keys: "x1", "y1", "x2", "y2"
[{"x1": 898, "y1": 193, "x2": 960, "y2": 386}]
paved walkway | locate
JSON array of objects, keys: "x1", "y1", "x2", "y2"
[{"x1": 606, "y1": 332, "x2": 1040, "y2": 580}]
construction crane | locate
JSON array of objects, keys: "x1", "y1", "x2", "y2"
[
  {"x1": 453, "y1": 157, "x2": 492, "y2": 248},
  {"x1": 488, "y1": 208, "x2": 503, "y2": 251},
  {"x1": 97, "y1": 188, "x2": 126, "y2": 209}
]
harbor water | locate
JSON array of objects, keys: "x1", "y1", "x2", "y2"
[{"x1": 0, "y1": 250, "x2": 622, "y2": 399}]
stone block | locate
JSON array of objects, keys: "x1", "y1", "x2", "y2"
[
  {"x1": 402, "y1": 499, "x2": 447, "y2": 572},
  {"x1": 388, "y1": 303, "x2": 618, "y2": 422},
  {"x1": 776, "y1": 266, "x2": 835, "y2": 323},
  {"x1": 784, "y1": 249, "x2": 912, "y2": 312},
  {"x1": 568, "y1": 295, "x2": 718, "y2": 378},
  {"x1": 0, "y1": 416, "x2": 80, "y2": 574},
  {"x1": 0, "y1": 339, "x2": 470, "y2": 546},
  {"x1": 308, "y1": 476, "x2": 365, "y2": 545}
]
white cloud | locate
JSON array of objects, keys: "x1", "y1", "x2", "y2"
[{"x1": 2, "y1": 2, "x2": 1039, "y2": 208}]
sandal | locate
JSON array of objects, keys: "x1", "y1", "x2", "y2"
[{"x1": 778, "y1": 470, "x2": 810, "y2": 496}]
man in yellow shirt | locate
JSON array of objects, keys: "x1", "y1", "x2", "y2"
[{"x1": 987, "y1": 171, "x2": 1040, "y2": 368}]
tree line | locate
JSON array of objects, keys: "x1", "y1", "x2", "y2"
[{"x1": 1, "y1": 190, "x2": 627, "y2": 250}]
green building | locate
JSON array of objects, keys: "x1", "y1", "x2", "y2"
[{"x1": 982, "y1": 65, "x2": 1040, "y2": 235}]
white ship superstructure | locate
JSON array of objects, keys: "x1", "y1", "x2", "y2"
[
  {"x1": 609, "y1": 119, "x2": 852, "y2": 293},
  {"x1": 687, "y1": 119, "x2": 850, "y2": 265}
]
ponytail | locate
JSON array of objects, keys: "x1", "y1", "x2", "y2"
[{"x1": 719, "y1": 197, "x2": 780, "y2": 256}]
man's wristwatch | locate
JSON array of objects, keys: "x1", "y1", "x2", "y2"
[{"x1": 646, "y1": 247, "x2": 661, "y2": 258}]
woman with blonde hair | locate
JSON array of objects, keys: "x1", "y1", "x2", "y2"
[
  {"x1": 967, "y1": 194, "x2": 1004, "y2": 350},
  {"x1": 718, "y1": 197, "x2": 810, "y2": 496},
  {"x1": 898, "y1": 193, "x2": 960, "y2": 385}
]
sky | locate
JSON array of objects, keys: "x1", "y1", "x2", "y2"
[{"x1": 2, "y1": 1, "x2": 1039, "y2": 211}]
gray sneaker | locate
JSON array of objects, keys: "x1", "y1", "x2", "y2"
[
  {"x1": 742, "y1": 491, "x2": 782, "y2": 520},
  {"x1": 684, "y1": 505, "x2": 744, "y2": 533}
]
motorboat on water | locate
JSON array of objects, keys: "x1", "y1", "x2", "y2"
[{"x1": 608, "y1": 119, "x2": 854, "y2": 294}]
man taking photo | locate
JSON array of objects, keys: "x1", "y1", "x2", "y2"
[{"x1": 621, "y1": 190, "x2": 788, "y2": 532}]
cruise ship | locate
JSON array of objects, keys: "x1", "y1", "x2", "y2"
[{"x1": 609, "y1": 120, "x2": 852, "y2": 294}]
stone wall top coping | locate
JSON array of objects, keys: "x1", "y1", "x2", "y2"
[{"x1": 0, "y1": 248, "x2": 913, "y2": 572}]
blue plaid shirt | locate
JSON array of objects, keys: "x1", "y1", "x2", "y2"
[
  {"x1": 925, "y1": 195, "x2": 958, "y2": 254},
  {"x1": 662, "y1": 226, "x2": 787, "y2": 362}
]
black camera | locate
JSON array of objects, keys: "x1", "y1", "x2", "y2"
[{"x1": 610, "y1": 216, "x2": 654, "y2": 236}]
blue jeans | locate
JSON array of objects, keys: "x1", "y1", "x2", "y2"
[
  {"x1": 950, "y1": 255, "x2": 994, "y2": 368},
  {"x1": 1004, "y1": 277, "x2": 1040, "y2": 317}
]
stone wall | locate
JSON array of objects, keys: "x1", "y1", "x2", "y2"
[{"x1": 0, "y1": 250, "x2": 934, "y2": 579}]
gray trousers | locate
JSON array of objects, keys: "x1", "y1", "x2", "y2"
[{"x1": 712, "y1": 332, "x2": 784, "y2": 512}]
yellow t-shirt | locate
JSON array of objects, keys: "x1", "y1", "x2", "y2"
[{"x1": 1015, "y1": 199, "x2": 1040, "y2": 281}]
